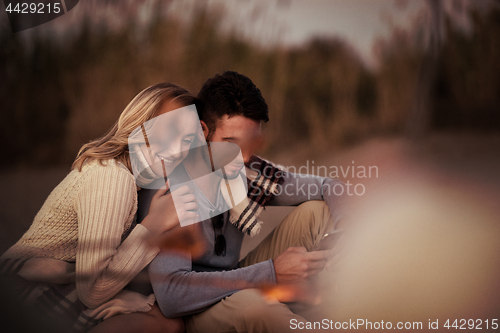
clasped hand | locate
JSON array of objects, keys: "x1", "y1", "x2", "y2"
[{"x1": 142, "y1": 182, "x2": 198, "y2": 242}]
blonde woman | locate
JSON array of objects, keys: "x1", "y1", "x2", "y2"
[{"x1": 0, "y1": 83, "x2": 200, "y2": 333}]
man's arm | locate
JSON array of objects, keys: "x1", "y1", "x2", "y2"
[
  {"x1": 266, "y1": 172, "x2": 349, "y2": 229},
  {"x1": 149, "y1": 251, "x2": 276, "y2": 318}
]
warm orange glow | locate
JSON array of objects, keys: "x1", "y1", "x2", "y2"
[
  {"x1": 154, "y1": 224, "x2": 207, "y2": 259},
  {"x1": 258, "y1": 282, "x2": 322, "y2": 305}
]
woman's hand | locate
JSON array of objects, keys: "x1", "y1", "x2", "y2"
[
  {"x1": 169, "y1": 185, "x2": 199, "y2": 226},
  {"x1": 141, "y1": 182, "x2": 198, "y2": 238}
]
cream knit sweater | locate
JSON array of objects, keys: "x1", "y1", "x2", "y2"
[{"x1": 1, "y1": 159, "x2": 159, "y2": 309}]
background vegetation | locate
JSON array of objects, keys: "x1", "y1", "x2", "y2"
[{"x1": 0, "y1": 0, "x2": 499, "y2": 168}]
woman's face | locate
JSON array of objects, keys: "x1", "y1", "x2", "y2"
[{"x1": 140, "y1": 100, "x2": 200, "y2": 177}]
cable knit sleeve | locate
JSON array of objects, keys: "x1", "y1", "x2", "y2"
[{"x1": 75, "y1": 162, "x2": 159, "y2": 309}]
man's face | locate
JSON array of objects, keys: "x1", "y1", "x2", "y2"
[{"x1": 206, "y1": 115, "x2": 262, "y2": 177}]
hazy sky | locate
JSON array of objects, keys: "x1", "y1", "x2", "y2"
[
  {"x1": 278, "y1": 1, "x2": 422, "y2": 51},
  {"x1": 206, "y1": 0, "x2": 425, "y2": 66}
]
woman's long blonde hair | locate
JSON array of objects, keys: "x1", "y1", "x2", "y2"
[{"x1": 72, "y1": 83, "x2": 198, "y2": 172}]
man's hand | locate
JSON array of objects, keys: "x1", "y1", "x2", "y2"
[{"x1": 273, "y1": 247, "x2": 332, "y2": 284}]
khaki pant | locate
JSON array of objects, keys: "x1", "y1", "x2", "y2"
[{"x1": 185, "y1": 201, "x2": 334, "y2": 333}]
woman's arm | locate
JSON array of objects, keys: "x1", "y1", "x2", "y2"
[{"x1": 75, "y1": 164, "x2": 159, "y2": 309}]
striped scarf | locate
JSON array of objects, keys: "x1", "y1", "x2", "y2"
[{"x1": 229, "y1": 155, "x2": 284, "y2": 236}]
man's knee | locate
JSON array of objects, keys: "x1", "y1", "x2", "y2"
[
  {"x1": 295, "y1": 201, "x2": 329, "y2": 216},
  {"x1": 288, "y1": 201, "x2": 331, "y2": 230},
  {"x1": 278, "y1": 201, "x2": 332, "y2": 251}
]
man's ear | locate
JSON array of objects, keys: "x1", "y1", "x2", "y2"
[{"x1": 200, "y1": 121, "x2": 210, "y2": 140}]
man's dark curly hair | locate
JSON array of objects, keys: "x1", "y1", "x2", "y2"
[{"x1": 197, "y1": 71, "x2": 269, "y2": 140}]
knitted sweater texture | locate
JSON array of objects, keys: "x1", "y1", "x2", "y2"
[{"x1": 1, "y1": 159, "x2": 159, "y2": 308}]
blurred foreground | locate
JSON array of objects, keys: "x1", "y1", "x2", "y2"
[{"x1": 316, "y1": 134, "x2": 500, "y2": 330}]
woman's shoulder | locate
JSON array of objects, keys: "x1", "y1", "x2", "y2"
[
  {"x1": 78, "y1": 159, "x2": 136, "y2": 188},
  {"x1": 80, "y1": 159, "x2": 132, "y2": 176}
]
